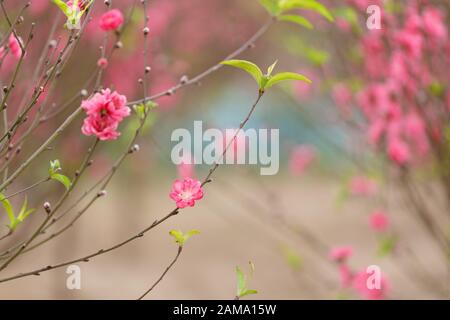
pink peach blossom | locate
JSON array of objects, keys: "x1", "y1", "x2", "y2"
[
  {"x1": 369, "y1": 210, "x2": 390, "y2": 232},
  {"x1": 388, "y1": 138, "x2": 410, "y2": 166},
  {"x1": 349, "y1": 176, "x2": 377, "y2": 196},
  {"x1": 353, "y1": 269, "x2": 389, "y2": 300},
  {"x1": 99, "y1": 9, "x2": 124, "y2": 32},
  {"x1": 170, "y1": 178, "x2": 204, "y2": 209},
  {"x1": 338, "y1": 264, "x2": 353, "y2": 288},
  {"x1": 329, "y1": 246, "x2": 353, "y2": 262},
  {"x1": 81, "y1": 89, "x2": 130, "y2": 141},
  {"x1": 8, "y1": 34, "x2": 22, "y2": 59},
  {"x1": 289, "y1": 145, "x2": 316, "y2": 176},
  {"x1": 97, "y1": 58, "x2": 108, "y2": 68}
]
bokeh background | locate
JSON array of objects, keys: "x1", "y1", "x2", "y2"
[{"x1": 0, "y1": 0, "x2": 449, "y2": 299}]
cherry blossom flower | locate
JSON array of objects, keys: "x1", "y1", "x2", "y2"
[
  {"x1": 97, "y1": 57, "x2": 108, "y2": 68},
  {"x1": 369, "y1": 210, "x2": 390, "y2": 232},
  {"x1": 387, "y1": 138, "x2": 410, "y2": 166},
  {"x1": 81, "y1": 89, "x2": 130, "y2": 141},
  {"x1": 289, "y1": 145, "x2": 316, "y2": 176},
  {"x1": 353, "y1": 269, "x2": 389, "y2": 300},
  {"x1": 349, "y1": 176, "x2": 377, "y2": 196},
  {"x1": 170, "y1": 178, "x2": 204, "y2": 209},
  {"x1": 8, "y1": 34, "x2": 22, "y2": 59},
  {"x1": 99, "y1": 9, "x2": 124, "y2": 32},
  {"x1": 329, "y1": 246, "x2": 353, "y2": 263}
]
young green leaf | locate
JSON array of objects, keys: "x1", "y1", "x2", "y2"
[
  {"x1": 52, "y1": 0, "x2": 71, "y2": 16},
  {"x1": 169, "y1": 229, "x2": 200, "y2": 247},
  {"x1": 258, "y1": 0, "x2": 281, "y2": 16},
  {"x1": 49, "y1": 160, "x2": 62, "y2": 174},
  {"x1": 221, "y1": 60, "x2": 264, "y2": 88},
  {"x1": 267, "y1": 60, "x2": 278, "y2": 77},
  {"x1": 279, "y1": 14, "x2": 314, "y2": 29},
  {"x1": 235, "y1": 262, "x2": 258, "y2": 299},
  {"x1": 280, "y1": 0, "x2": 334, "y2": 22},
  {"x1": 0, "y1": 193, "x2": 15, "y2": 228},
  {"x1": 49, "y1": 160, "x2": 71, "y2": 190},
  {"x1": 16, "y1": 200, "x2": 35, "y2": 223},
  {"x1": 265, "y1": 72, "x2": 311, "y2": 89},
  {"x1": 51, "y1": 173, "x2": 72, "y2": 190}
]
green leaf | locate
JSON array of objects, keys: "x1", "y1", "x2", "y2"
[
  {"x1": 235, "y1": 262, "x2": 258, "y2": 299},
  {"x1": 279, "y1": 14, "x2": 313, "y2": 29},
  {"x1": 221, "y1": 60, "x2": 264, "y2": 88},
  {"x1": 49, "y1": 159, "x2": 61, "y2": 175},
  {"x1": 377, "y1": 235, "x2": 396, "y2": 257},
  {"x1": 281, "y1": 246, "x2": 303, "y2": 270},
  {"x1": 169, "y1": 229, "x2": 200, "y2": 247},
  {"x1": 235, "y1": 266, "x2": 246, "y2": 296},
  {"x1": 280, "y1": 0, "x2": 334, "y2": 22},
  {"x1": 265, "y1": 72, "x2": 311, "y2": 89},
  {"x1": 0, "y1": 193, "x2": 15, "y2": 228},
  {"x1": 133, "y1": 101, "x2": 158, "y2": 120},
  {"x1": 258, "y1": 0, "x2": 281, "y2": 16},
  {"x1": 52, "y1": 0, "x2": 71, "y2": 17},
  {"x1": 240, "y1": 289, "x2": 258, "y2": 298},
  {"x1": 267, "y1": 60, "x2": 278, "y2": 77},
  {"x1": 51, "y1": 173, "x2": 71, "y2": 190}
]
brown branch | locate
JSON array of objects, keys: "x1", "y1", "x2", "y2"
[{"x1": 137, "y1": 246, "x2": 183, "y2": 300}]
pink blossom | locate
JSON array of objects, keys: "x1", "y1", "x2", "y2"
[
  {"x1": 97, "y1": 58, "x2": 108, "y2": 68},
  {"x1": 81, "y1": 89, "x2": 130, "y2": 141},
  {"x1": 422, "y1": 8, "x2": 447, "y2": 44},
  {"x1": 289, "y1": 145, "x2": 316, "y2": 176},
  {"x1": 387, "y1": 138, "x2": 410, "y2": 166},
  {"x1": 349, "y1": 176, "x2": 377, "y2": 196},
  {"x1": 99, "y1": 9, "x2": 124, "y2": 32},
  {"x1": 8, "y1": 34, "x2": 22, "y2": 59},
  {"x1": 169, "y1": 178, "x2": 204, "y2": 209},
  {"x1": 396, "y1": 29, "x2": 423, "y2": 59},
  {"x1": 367, "y1": 119, "x2": 385, "y2": 145},
  {"x1": 338, "y1": 264, "x2": 353, "y2": 288},
  {"x1": 369, "y1": 210, "x2": 390, "y2": 232},
  {"x1": 177, "y1": 153, "x2": 195, "y2": 179},
  {"x1": 329, "y1": 246, "x2": 353, "y2": 262},
  {"x1": 353, "y1": 269, "x2": 389, "y2": 300},
  {"x1": 404, "y1": 113, "x2": 429, "y2": 155},
  {"x1": 332, "y1": 83, "x2": 352, "y2": 115}
]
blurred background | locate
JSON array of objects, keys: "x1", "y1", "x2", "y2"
[{"x1": 0, "y1": 0, "x2": 449, "y2": 299}]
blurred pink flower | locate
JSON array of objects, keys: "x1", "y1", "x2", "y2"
[
  {"x1": 177, "y1": 153, "x2": 195, "y2": 179},
  {"x1": 349, "y1": 176, "x2": 377, "y2": 196},
  {"x1": 367, "y1": 119, "x2": 385, "y2": 145},
  {"x1": 99, "y1": 9, "x2": 124, "y2": 32},
  {"x1": 369, "y1": 210, "x2": 390, "y2": 232},
  {"x1": 170, "y1": 178, "x2": 204, "y2": 209},
  {"x1": 353, "y1": 269, "x2": 389, "y2": 300},
  {"x1": 332, "y1": 83, "x2": 352, "y2": 116},
  {"x1": 81, "y1": 89, "x2": 130, "y2": 141},
  {"x1": 97, "y1": 57, "x2": 108, "y2": 69},
  {"x1": 339, "y1": 264, "x2": 353, "y2": 288},
  {"x1": 329, "y1": 246, "x2": 353, "y2": 263},
  {"x1": 387, "y1": 138, "x2": 410, "y2": 166},
  {"x1": 422, "y1": 8, "x2": 448, "y2": 44},
  {"x1": 8, "y1": 33, "x2": 22, "y2": 59},
  {"x1": 289, "y1": 145, "x2": 316, "y2": 176}
]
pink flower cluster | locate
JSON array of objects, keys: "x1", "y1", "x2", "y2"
[
  {"x1": 289, "y1": 145, "x2": 316, "y2": 176},
  {"x1": 329, "y1": 246, "x2": 389, "y2": 299},
  {"x1": 81, "y1": 89, "x2": 130, "y2": 141},
  {"x1": 334, "y1": 2, "x2": 449, "y2": 167},
  {"x1": 99, "y1": 9, "x2": 124, "y2": 32},
  {"x1": 170, "y1": 178, "x2": 204, "y2": 209},
  {"x1": 0, "y1": 34, "x2": 22, "y2": 61}
]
